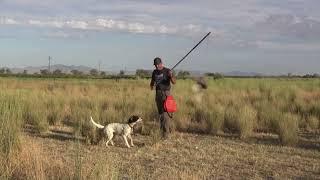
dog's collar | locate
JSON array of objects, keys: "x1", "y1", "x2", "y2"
[{"x1": 128, "y1": 123, "x2": 134, "y2": 129}]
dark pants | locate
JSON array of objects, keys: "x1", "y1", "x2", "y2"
[{"x1": 155, "y1": 90, "x2": 171, "y2": 138}]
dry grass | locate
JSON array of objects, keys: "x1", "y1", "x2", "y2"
[
  {"x1": 277, "y1": 113, "x2": 299, "y2": 146},
  {"x1": 7, "y1": 131, "x2": 319, "y2": 179},
  {"x1": 0, "y1": 77, "x2": 320, "y2": 179}
]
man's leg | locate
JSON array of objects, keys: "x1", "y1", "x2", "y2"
[
  {"x1": 158, "y1": 90, "x2": 172, "y2": 139},
  {"x1": 161, "y1": 112, "x2": 170, "y2": 139}
]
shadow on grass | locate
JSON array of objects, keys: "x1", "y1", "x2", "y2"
[
  {"x1": 23, "y1": 123, "x2": 320, "y2": 151},
  {"x1": 217, "y1": 131, "x2": 320, "y2": 151},
  {"x1": 23, "y1": 124, "x2": 85, "y2": 142}
]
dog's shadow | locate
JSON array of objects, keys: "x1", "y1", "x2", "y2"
[
  {"x1": 94, "y1": 134, "x2": 147, "y2": 148},
  {"x1": 23, "y1": 124, "x2": 85, "y2": 142}
]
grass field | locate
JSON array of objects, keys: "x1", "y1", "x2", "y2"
[{"x1": 0, "y1": 77, "x2": 319, "y2": 179}]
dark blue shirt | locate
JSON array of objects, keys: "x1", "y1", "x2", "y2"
[{"x1": 151, "y1": 67, "x2": 171, "y2": 91}]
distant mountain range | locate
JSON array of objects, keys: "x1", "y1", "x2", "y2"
[
  {"x1": 10, "y1": 64, "x2": 102, "y2": 74},
  {"x1": 222, "y1": 71, "x2": 265, "y2": 77},
  {"x1": 7, "y1": 64, "x2": 265, "y2": 76}
]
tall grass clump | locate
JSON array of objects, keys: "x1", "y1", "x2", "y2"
[
  {"x1": 0, "y1": 93, "x2": 23, "y2": 178},
  {"x1": 306, "y1": 116, "x2": 319, "y2": 130},
  {"x1": 192, "y1": 107, "x2": 212, "y2": 134},
  {"x1": 207, "y1": 104, "x2": 225, "y2": 135},
  {"x1": 237, "y1": 105, "x2": 257, "y2": 139},
  {"x1": 224, "y1": 105, "x2": 239, "y2": 133},
  {"x1": 11, "y1": 140, "x2": 46, "y2": 180},
  {"x1": 224, "y1": 104, "x2": 257, "y2": 139},
  {"x1": 23, "y1": 101, "x2": 49, "y2": 133},
  {"x1": 46, "y1": 98, "x2": 64, "y2": 125},
  {"x1": 69, "y1": 100, "x2": 95, "y2": 143},
  {"x1": 276, "y1": 113, "x2": 299, "y2": 146},
  {"x1": 256, "y1": 102, "x2": 280, "y2": 133}
]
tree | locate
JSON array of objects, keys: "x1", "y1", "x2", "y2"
[
  {"x1": 100, "y1": 71, "x2": 106, "y2": 76},
  {"x1": 0, "y1": 68, "x2": 5, "y2": 74},
  {"x1": 71, "y1": 69, "x2": 83, "y2": 76},
  {"x1": 119, "y1": 70, "x2": 125, "y2": 76},
  {"x1": 177, "y1": 71, "x2": 190, "y2": 79},
  {"x1": 205, "y1": 72, "x2": 223, "y2": 79},
  {"x1": 90, "y1": 69, "x2": 99, "y2": 76},
  {"x1": 23, "y1": 70, "x2": 28, "y2": 75},
  {"x1": 40, "y1": 69, "x2": 49, "y2": 75},
  {"x1": 5, "y1": 68, "x2": 12, "y2": 74},
  {"x1": 53, "y1": 69, "x2": 63, "y2": 75},
  {"x1": 136, "y1": 69, "x2": 152, "y2": 77}
]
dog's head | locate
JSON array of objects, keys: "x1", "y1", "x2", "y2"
[{"x1": 127, "y1": 115, "x2": 143, "y2": 124}]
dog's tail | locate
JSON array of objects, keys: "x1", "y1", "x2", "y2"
[{"x1": 90, "y1": 116, "x2": 105, "y2": 129}]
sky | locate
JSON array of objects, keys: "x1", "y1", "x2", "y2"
[{"x1": 0, "y1": 0, "x2": 320, "y2": 74}]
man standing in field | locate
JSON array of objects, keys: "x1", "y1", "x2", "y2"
[{"x1": 150, "y1": 57, "x2": 176, "y2": 139}]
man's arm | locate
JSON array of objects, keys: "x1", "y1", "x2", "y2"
[
  {"x1": 150, "y1": 71, "x2": 155, "y2": 90},
  {"x1": 168, "y1": 70, "x2": 176, "y2": 84}
]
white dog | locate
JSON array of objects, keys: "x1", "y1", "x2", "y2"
[{"x1": 90, "y1": 115, "x2": 142, "y2": 148}]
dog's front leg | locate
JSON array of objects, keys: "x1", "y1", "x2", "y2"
[
  {"x1": 128, "y1": 134, "x2": 134, "y2": 147},
  {"x1": 122, "y1": 135, "x2": 131, "y2": 148}
]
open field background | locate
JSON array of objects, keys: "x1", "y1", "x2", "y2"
[{"x1": 0, "y1": 77, "x2": 319, "y2": 179}]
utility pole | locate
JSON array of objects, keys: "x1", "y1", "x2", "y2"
[
  {"x1": 98, "y1": 60, "x2": 101, "y2": 73},
  {"x1": 48, "y1": 56, "x2": 51, "y2": 73}
]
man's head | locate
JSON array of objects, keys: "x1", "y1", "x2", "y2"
[{"x1": 154, "y1": 57, "x2": 164, "y2": 70}]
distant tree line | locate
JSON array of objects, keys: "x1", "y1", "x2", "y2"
[{"x1": 0, "y1": 67, "x2": 319, "y2": 79}]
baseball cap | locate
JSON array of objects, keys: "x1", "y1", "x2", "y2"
[{"x1": 153, "y1": 57, "x2": 162, "y2": 65}]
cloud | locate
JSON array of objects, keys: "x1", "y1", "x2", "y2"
[
  {"x1": 0, "y1": 17, "x2": 20, "y2": 25},
  {"x1": 1, "y1": 16, "x2": 214, "y2": 36},
  {"x1": 255, "y1": 14, "x2": 320, "y2": 40},
  {"x1": 255, "y1": 40, "x2": 320, "y2": 51},
  {"x1": 1, "y1": 0, "x2": 320, "y2": 50}
]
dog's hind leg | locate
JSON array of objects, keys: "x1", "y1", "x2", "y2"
[
  {"x1": 109, "y1": 139, "x2": 115, "y2": 146},
  {"x1": 128, "y1": 134, "x2": 134, "y2": 147},
  {"x1": 105, "y1": 133, "x2": 114, "y2": 147},
  {"x1": 122, "y1": 135, "x2": 131, "y2": 148}
]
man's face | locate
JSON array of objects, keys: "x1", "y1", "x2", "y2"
[{"x1": 155, "y1": 63, "x2": 164, "y2": 70}]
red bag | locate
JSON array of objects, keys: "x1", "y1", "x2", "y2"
[{"x1": 164, "y1": 95, "x2": 177, "y2": 113}]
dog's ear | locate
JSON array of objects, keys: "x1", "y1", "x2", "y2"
[
  {"x1": 128, "y1": 116, "x2": 134, "y2": 124},
  {"x1": 128, "y1": 115, "x2": 140, "y2": 123}
]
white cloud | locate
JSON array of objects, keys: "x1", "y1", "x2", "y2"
[
  {"x1": 65, "y1": 20, "x2": 88, "y2": 30},
  {"x1": 0, "y1": 17, "x2": 19, "y2": 25},
  {"x1": 96, "y1": 19, "x2": 115, "y2": 28},
  {"x1": 5, "y1": 18, "x2": 19, "y2": 25},
  {"x1": 255, "y1": 41, "x2": 320, "y2": 51},
  {"x1": 1, "y1": 16, "x2": 211, "y2": 36}
]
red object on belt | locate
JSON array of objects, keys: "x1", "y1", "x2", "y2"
[{"x1": 164, "y1": 95, "x2": 177, "y2": 113}]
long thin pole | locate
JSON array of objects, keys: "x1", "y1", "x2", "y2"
[
  {"x1": 48, "y1": 56, "x2": 51, "y2": 73},
  {"x1": 171, "y1": 32, "x2": 211, "y2": 70}
]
